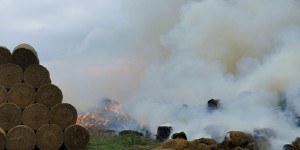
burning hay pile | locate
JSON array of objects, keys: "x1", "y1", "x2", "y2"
[
  {"x1": 77, "y1": 98, "x2": 142, "y2": 132},
  {"x1": 0, "y1": 44, "x2": 90, "y2": 150}
]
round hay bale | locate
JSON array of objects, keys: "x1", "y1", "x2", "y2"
[
  {"x1": 0, "y1": 46, "x2": 12, "y2": 65},
  {"x1": 12, "y1": 44, "x2": 39, "y2": 71},
  {"x1": 0, "y1": 63, "x2": 23, "y2": 89},
  {"x1": 36, "y1": 84, "x2": 63, "y2": 109},
  {"x1": 36, "y1": 124, "x2": 64, "y2": 150},
  {"x1": 64, "y1": 124, "x2": 90, "y2": 150},
  {"x1": 49, "y1": 103, "x2": 77, "y2": 130},
  {"x1": 8, "y1": 83, "x2": 36, "y2": 109},
  {"x1": 0, "y1": 128, "x2": 6, "y2": 150},
  {"x1": 229, "y1": 131, "x2": 254, "y2": 147},
  {"x1": 159, "y1": 139, "x2": 190, "y2": 149},
  {"x1": 6, "y1": 125, "x2": 36, "y2": 150},
  {"x1": 0, "y1": 103, "x2": 22, "y2": 131},
  {"x1": 0, "y1": 85, "x2": 8, "y2": 104},
  {"x1": 22, "y1": 103, "x2": 49, "y2": 131},
  {"x1": 24, "y1": 64, "x2": 51, "y2": 89}
]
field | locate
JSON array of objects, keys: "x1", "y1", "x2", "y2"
[{"x1": 86, "y1": 134, "x2": 159, "y2": 150}]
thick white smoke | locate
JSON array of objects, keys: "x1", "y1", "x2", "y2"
[
  {"x1": 36, "y1": 0, "x2": 300, "y2": 148},
  {"x1": 120, "y1": 0, "x2": 300, "y2": 148}
]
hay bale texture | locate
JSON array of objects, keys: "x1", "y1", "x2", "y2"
[
  {"x1": 36, "y1": 84, "x2": 63, "y2": 109},
  {"x1": 22, "y1": 103, "x2": 49, "y2": 130},
  {"x1": 0, "y1": 128, "x2": 6, "y2": 150},
  {"x1": 0, "y1": 103, "x2": 22, "y2": 131},
  {"x1": 0, "y1": 46, "x2": 11, "y2": 65},
  {"x1": 8, "y1": 83, "x2": 36, "y2": 109},
  {"x1": 6, "y1": 125, "x2": 36, "y2": 150},
  {"x1": 49, "y1": 103, "x2": 77, "y2": 130},
  {"x1": 64, "y1": 124, "x2": 90, "y2": 150},
  {"x1": 24, "y1": 64, "x2": 51, "y2": 89},
  {"x1": 12, "y1": 44, "x2": 39, "y2": 71},
  {"x1": 36, "y1": 124, "x2": 64, "y2": 150},
  {"x1": 0, "y1": 44, "x2": 90, "y2": 149},
  {"x1": 0, "y1": 63, "x2": 23, "y2": 89},
  {"x1": 0, "y1": 85, "x2": 7, "y2": 104}
]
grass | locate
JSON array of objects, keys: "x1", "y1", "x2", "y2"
[{"x1": 86, "y1": 135, "x2": 158, "y2": 150}]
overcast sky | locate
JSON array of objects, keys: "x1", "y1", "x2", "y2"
[{"x1": 0, "y1": 0, "x2": 191, "y2": 109}]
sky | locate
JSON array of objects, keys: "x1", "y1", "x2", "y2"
[
  {"x1": 0, "y1": 0, "x2": 190, "y2": 109},
  {"x1": 1, "y1": 0, "x2": 300, "y2": 147}
]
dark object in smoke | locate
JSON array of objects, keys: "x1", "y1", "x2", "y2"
[
  {"x1": 8, "y1": 83, "x2": 36, "y2": 109},
  {"x1": 182, "y1": 104, "x2": 188, "y2": 109},
  {"x1": 0, "y1": 46, "x2": 12, "y2": 65},
  {"x1": 279, "y1": 98, "x2": 287, "y2": 111},
  {"x1": 227, "y1": 131, "x2": 255, "y2": 148},
  {"x1": 6, "y1": 125, "x2": 36, "y2": 150},
  {"x1": 172, "y1": 132, "x2": 187, "y2": 140},
  {"x1": 0, "y1": 85, "x2": 7, "y2": 104},
  {"x1": 36, "y1": 84, "x2": 63, "y2": 109},
  {"x1": 207, "y1": 99, "x2": 220, "y2": 112},
  {"x1": 24, "y1": 64, "x2": 51, "y2": 89},
  {"x1": 0, "y1": 127, "x2": 5, "y2": 150},
  {"x1": 119, "y1": 130, "x2": 143, "y2": 136},
  {"x1": 295, "y1": 116, "x2": 300, "y2": 127},
  {"x1": 12, "y1": 44, "x2": 39, "y2": 71},
  {"x1": 64, "y1": 124, "x2": 90, "y2": 150},
  {"x1": 156, "y1": 126, "x2": 172, "y2": 142},
  {"x1": 49, "y1": 103, "x2": 77, "y2": 130},
  {"x1": 0, "y1": 103, "x2": 22, "y2": 131},
  {"x1": 22, "y1": 103, "x2": 49, "y2": 131},
  {"x1": 36, "y1": 124, "x2": 64, "y2": 150},
  {"x1": 283, "y1": 144, "x2": 294, "y2": 150},
  {"x1": 292, "y1": 137, "x2": 300, "y2": 149},
  {"x1": 0, "y1": 63, "x2": 23, "y2": 89}
]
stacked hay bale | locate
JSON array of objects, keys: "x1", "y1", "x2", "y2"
[{"x1": 0, "y1": 44, "x2": 90, "y2": 150}]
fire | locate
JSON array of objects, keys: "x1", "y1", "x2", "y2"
[{"x1": 77, "y1": 98, "x2": 140, "y2": 131}]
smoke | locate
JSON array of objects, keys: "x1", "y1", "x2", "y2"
[
  {"x1": 119, "y1": 0, "x2": 300, "y2": 148},
  {"x1": 12, "y1": 0, "x2": 300, "y2": 148}
]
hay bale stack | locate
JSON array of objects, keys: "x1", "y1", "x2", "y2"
[
  {"x1": 8, "y1": 83, "x2": 36, "y2": 109},
  {"x1": 6, "y1": 125, "x2": 36, "y2": 150},
  {"x1": 12, "y1": 44, "x2": 39, "y2": 71},
  {"x1": 22, "y1": 103, "x2": 49, "y2": 131},
  {"x1": 36, "y1": 84, "x2": 63, "y2": 109},
  {"x1": 0, "y1": 103, "x2": 22, "y2": 131},
  {"x1": 64, "y1": 124, "x2": 90, "y2": 150},
  {"x1": 24, "y1": 64, "x2": 51, "y2": 89},
  {"x1": 49, "y1": 103, "x2": 77, "y2": 130},
  {"x1": 0, "y1": 63, "x2": 23, "y2": 89},
  {"x1": 0, "y1": 44, "x2": 90, "y2": 149},
  {"x1": 0, "y1": 46, "x2": 11, "y2": 65},
  {"x1": 36, "y1": 124, "x2": 64, "y2": 150},
  {"x1": 0, "y1": 85, "x2": 7, "y2": 104},
  {"x1": 0, "y1": 128, "x2": 6, "y2": 150}
]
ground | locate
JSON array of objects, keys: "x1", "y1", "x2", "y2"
[{"x1": 86, "y1": 134, "x2": 159, "y2": 150}]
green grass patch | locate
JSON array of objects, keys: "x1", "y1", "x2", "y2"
[{"x1": 86, "y1": 135, "x2": 157, "y2": 150}]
